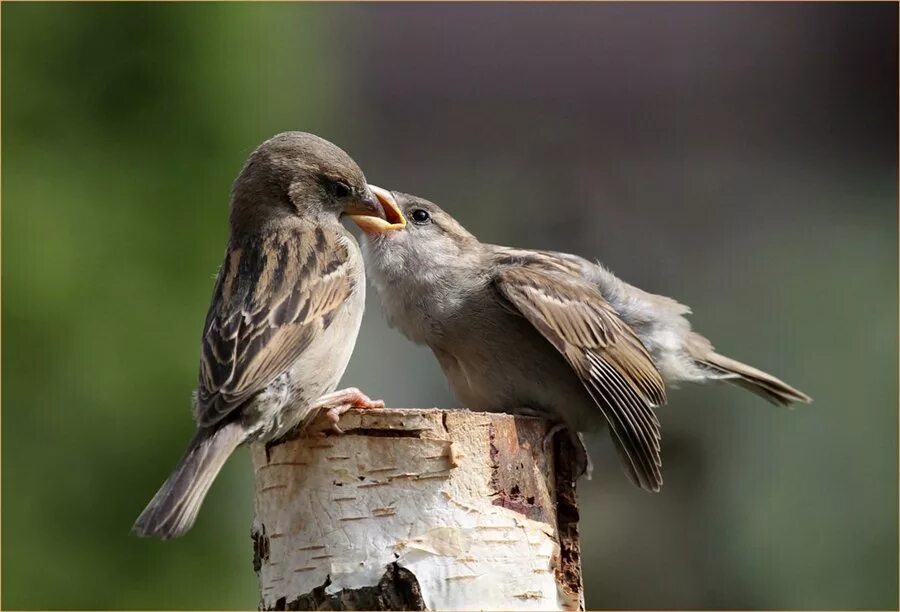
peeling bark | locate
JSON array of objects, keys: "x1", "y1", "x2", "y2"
[
  {"x1": 252, "y1": 408, "x2": 583, "y2": 611},
  {"x1": 266, "y1": 563, "x2": 425, "y2": 611},
  {"x1": 553, "y1": 433, "x2": 585, "y2": 611},
  {"x1": 252, "y1": 522, "x2": 270, "y2": 574}
]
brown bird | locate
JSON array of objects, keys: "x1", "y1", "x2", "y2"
[
  {"x1": 134, "y1": 132, "x2": 393, "y2": 538},
  {"x1": 351, "y1": 190, "x2": 811, "y2": 491}
]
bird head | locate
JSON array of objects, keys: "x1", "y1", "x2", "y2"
[
  {"x1": 352, "y1": 189, "x2": 482, "y2": 294},
  {"x1": 229, "y1": 132, "x2": 388, "y2": 230}
]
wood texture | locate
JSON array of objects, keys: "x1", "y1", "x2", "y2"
[{"x1": 252, "y1": 408, "x2": 584, "y2": 611}]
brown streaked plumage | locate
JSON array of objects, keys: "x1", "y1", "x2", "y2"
[
  {"x1": 134, "y1": 132, "x2": 389, "y2": 539},
  {"x1": 495, "y1": 266, "x2": 665, "y2": 490},
  {"x1": 196, "y1": 225, "x2": 355, "y2": 427},
  {"x1": 355, "y1": 191, "x2": 811, "y2": 492}
]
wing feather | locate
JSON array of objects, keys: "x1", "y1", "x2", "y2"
[
  {"x1": 194, "y1": 224, "x2": 355, "y2": 427},
  {"x1": 494, "y1": 264, "x2": 666, "y2": 492}
]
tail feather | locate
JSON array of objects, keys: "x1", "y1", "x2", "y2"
[
  {"x1": 698, "y1": 351, "x2": 812, "y2": 407},
  {"x1": 133, "y1": 423, "x2": 245, "y2": 539}
]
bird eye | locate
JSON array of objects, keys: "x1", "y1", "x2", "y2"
[
  {"x1": 331, "y1": 180, "x2": 352, "y2": 198},
  {"x1": 410, "y1": 209, "x2": 431, "y2": 224}
]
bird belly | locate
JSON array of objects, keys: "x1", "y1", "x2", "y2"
[
  {"x1": 439, "y1": 315, "x2": 598, "y2": 432},
  {"x1": 252, "y1": 277, "x2": 366, "y2": 441}
]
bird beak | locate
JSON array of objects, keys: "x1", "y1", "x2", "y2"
[
  {"x1": 342, "y1": 188, "x2": 386, "y2": 220},
  {"x1": 349, "y1": 185, "x2": 406, "y2": 234}
]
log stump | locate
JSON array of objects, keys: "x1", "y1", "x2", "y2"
[{"x1": 251, "y1": 408, "x2": 584, "y2": 611}]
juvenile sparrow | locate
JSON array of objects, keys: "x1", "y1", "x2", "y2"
[
  {"x1": 352, "y1": 190, "x2": 811, "y2": 492},
  {"x1": 134, "y1": 132, "x2": 396, "y2": 539}
]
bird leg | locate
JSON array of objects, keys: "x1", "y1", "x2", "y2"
[
  {"x1": 542, "y1": 423, "x2": 568, "y2": 457},
  {"x1": 310, "y1": 387, "x2": 385, "y2": 434},
  {"x1": 574, "y1": 432, "x2": 594, "y2": 481},
  {"x1": 542, "y1": 424, "x2": 593, "y2": 482}
]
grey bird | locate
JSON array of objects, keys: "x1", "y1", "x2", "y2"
[
  {"x1": 134, "y1": 132, "x2": 395, "y2": 539},
  {"x1": 351, "y1": 190, "x2": 811, "y2": 492}
]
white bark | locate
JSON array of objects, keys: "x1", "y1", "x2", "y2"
[{"x1": 252, "y1": 408, "x2": 584, "y2": 611}]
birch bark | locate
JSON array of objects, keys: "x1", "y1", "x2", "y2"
[{"x1": 251, "y1": 408, "x2": 583, "y2": 611}]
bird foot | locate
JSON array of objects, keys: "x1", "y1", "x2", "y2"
[
  {"x1": 542, "y1": 423, "x2": 568, "y2": 457},
  {"x1": 542, "y1": 424, "x2": 593, "y2": 482},
  {"x1": 574, "y1": 432, "x2": 593, "y2": 481},
  {"x1": 312, "y1": 387, "x2": 385, "y2": 434}
]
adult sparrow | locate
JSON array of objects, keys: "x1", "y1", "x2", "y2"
[
  {"x1": 134, "y1": 132, "x2": 398, "y2": 539},
  {"x1": 351, "y1": 190, "x2": 811, "y2": 492}
]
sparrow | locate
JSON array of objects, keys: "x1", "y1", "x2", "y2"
[
  {"x1": 134, "y1": 132, "x2": 394, "y2": 539},
  {"x1": 350, "y1": 190, "x2": 811, "y2": 492}
]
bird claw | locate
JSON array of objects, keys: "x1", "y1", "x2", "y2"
[
  {"x1": 575, "y1": 432, "x2": 593, "y2": 481},
  {"x1": 326, "y1": 406, "x2": 349, "y2": 435},
  {"x1": 542, "y1": 423, "x2": 567, "y2": 457},
  {"x1": 542, "y1": 424, "x2": 592, "y2": 482},
  {"x1": 312, "y1": 387, "x2": 384, "y2": 435}
]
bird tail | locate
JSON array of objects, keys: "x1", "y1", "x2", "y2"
[
  {"x1": 696, "y1": 350, "x2": 812, "y2": 407},
  {"x1": 133, "y1": 422, "x2": 245, "y2": 539}
]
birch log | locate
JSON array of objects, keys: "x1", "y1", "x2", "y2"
[{"x1": 251, "y1": 408, "x2": 584, "y2": 611}]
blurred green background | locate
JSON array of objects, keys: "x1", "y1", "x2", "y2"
[{"x1": 2, "y1": 3, "x2": 897, "y2": 609}]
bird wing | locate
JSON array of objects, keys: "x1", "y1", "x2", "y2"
[
  {"x1": 195, "y1": 224, "x2": 356, "y2": 428},
  {"x1": 493, "y1": 263, "x2": 667, "y2": 491}
]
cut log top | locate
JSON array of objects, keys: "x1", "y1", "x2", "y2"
[{"x1": 251, "y1": 408, "x2": 584, "y2": 611}]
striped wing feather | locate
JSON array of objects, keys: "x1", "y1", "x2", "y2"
[
  {"x1": 494, "y1": 265, "x2": 666, "y2": 491},
  {"x1": 196, "y1": 225, "x2": 354, "y2": 427}
]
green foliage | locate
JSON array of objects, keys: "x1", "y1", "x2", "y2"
[{"x1": 2, "y1": 3, "x2": 332, "y2": 608}]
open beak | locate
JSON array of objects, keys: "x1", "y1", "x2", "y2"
[
  {"x1": 348, "y1": 185, "x2": 406, "y2": 234},
  {"x1": 342, "y1": 189, "x2": 385, "y2": 219}
]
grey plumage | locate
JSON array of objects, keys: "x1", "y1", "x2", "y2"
[
  {"x1": 354, "y1": 191, "x2": 811, "y2": 492},
  {"x1": 133, "y1": 423, "x2": 244, "y2": 539}
]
